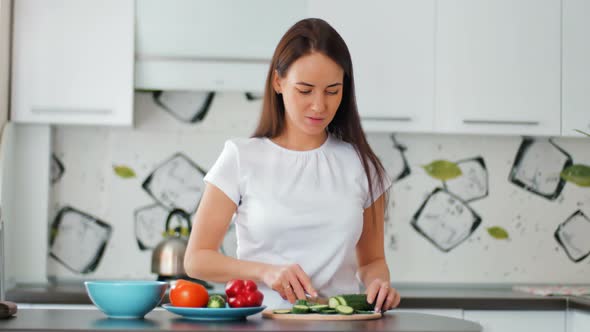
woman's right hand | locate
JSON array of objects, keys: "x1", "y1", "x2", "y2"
[{"x1": 261, "y1": 264, "x2": 318, "y2": 304}]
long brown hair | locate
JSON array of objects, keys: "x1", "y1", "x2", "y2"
[{"x1": 252, "y1": 18, "x2": 389, "y2": 221}]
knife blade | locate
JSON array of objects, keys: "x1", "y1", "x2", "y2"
[{"x1": 305, "y1": 293, "x2": 329, "y2": 305}]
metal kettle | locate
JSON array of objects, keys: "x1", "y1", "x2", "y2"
[{"x1": 151, "y1": 209, "x2": 191, "y2": 278}]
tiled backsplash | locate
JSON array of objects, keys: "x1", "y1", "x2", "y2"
[{"x1": 48, "y1": 91, "x2": 590, "y2": 284}]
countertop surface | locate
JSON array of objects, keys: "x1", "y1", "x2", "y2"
[
  {"x1": 0, "y1": 308, "x2": 482, "y2": 332},
  {"x1": 6, "y1": 284, "x2": 590, "y2": 311}
]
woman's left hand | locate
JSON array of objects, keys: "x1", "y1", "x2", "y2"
[{"x1": 365, "y1": 278, "x2": 401, "y2": 313}]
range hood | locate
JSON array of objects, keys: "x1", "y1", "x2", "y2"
[{"x1": 134, "y1": 0, "x2": 307, "y2": 93}]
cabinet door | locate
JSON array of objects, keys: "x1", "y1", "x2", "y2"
[
  {"x1": 135, "y1": 0, "x2": 307, "y2": 92},
  {"x1": 0, "y1": 0, "x2": 10, "y2": 125},
  {"x1": 464, "y1": 310, "x2": 565, "y2": 332},
  {"x1": 562, "y1": 0, "x2": 590, "y2": 137},
  {"x1": 136, "y1": 0, "x2": 307, "y2": 60},
  {"x1": 568, "y1": 309, "x2": 590, "y2": 332},
  {"x1": 435, "y1": 0, "x2": 561, "y2": 136},
  {"x1": 11, "y1": 0, "x2": 134, "y2": 125},
  {"x1": 308, "y1": 0, "x2": 435, "y2": 133}
]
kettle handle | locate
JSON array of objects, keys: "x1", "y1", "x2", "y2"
[{"x1": 165, "y1": 209, "x2": 192, "y2": 236}]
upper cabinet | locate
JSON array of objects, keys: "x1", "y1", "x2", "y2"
[
  {"x1": 562, "y1": 0, "x2": 590, "y2": 137},
  {"x1": 11, "y1": 0, "x2": 134, "y2": 126},
  {"x1": 135, "y1": 0, "x2": 307, "y2": 92},
  {"x1": 308, "y1": 0, "x2": 435, "y2": 133},
  {"x1": 435, "y1": 0, "x2": 561, "y2": 136}
]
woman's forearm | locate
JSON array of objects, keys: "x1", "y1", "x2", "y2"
[
  {"x1": 184, "y1": 249, "x2": 270, "y2": 283},
  {"x1": 357, "y1": 258, "x2": 390, "y2": 287}
]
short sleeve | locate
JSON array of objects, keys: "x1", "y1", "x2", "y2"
[
  {"x1": 363, "y1": 164, "x2": 393, "y2": 209},
  {"x1": 203, "y1": 140, "x2": 241, "y2": 205}
]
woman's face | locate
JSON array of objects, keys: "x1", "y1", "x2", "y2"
[{"x1": 273, "y1": 52, "x2": 344, "y2": 137}]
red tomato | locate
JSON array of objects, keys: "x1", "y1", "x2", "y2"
[{"x1": 170, "y1": 280, "x2": 209, "y2": 307}]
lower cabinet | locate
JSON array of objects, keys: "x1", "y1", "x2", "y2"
[
  {"x1": 567, "y1": 309, "x2": 590, "y2": 332},
  {"x1": 463, "y1": 310, "x2": 566, "y2": 332}
]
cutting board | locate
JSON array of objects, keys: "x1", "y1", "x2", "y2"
[{"x1": 262, "y1": 309, "x2": 382, "y2": 321}]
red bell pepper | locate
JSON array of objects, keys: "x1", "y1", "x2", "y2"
[{"x1": 225, "y1": 280, "x2": 264, "y2": 307}]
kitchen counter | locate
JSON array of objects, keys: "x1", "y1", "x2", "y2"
[
  {"x1": 6, "y1": 284, "x2": 589, "y2": 311},
  {"x1": 0, "y1": 308, "x2": 482, "y2": 332}
]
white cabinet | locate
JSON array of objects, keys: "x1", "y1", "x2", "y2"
[
  {"x1": 562, "y1": 0, "x2": 590, "y2": 137},
  {"x1": 464, "y1": 310, "x2": 565, "y2": 332},
  {"x1": 435, "y1": 0, "x2": 561, "y2": 136},
  {"x1": 11, "y1": 0, "x2": 134, "y2": 126},
  {"x1": 308, "y1": 0, "x2": 435, "y2": 133},
  {"x1": 0, "y1": 123, "x2": 51, "y2": 285},
  {"x1": 568, "y1": 309, "x2": 590, "y2": 332},
  {"x1": 0, "y1": 0, "x2": 10, "y2": 126},
  {"x1": 135, "y1": 0, "x2": 307, "y2": 92}
]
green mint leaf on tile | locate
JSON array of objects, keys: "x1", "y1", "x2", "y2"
[
  {"x1": 421, "y1": 160, "x2": 462, "y2": 181},
  {"x1": 487, "y1": 226, "x2": 509, "y2": 240},
  {"x1": 560, "y1": 164, "x2": 590, "y2": 187},
  {"x1": 113, "y1": 165, "x2": 136, "y2": 179}
]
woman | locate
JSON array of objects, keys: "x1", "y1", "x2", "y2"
[{"x1": 184, "y1": 18, "x2": 400, "y2": 312}]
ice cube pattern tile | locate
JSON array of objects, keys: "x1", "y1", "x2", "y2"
[
  {"x1": 444, "y1": 157, "x2": 488, "y2": 202},
  {"x1": 49, "y1": 207, "x2": 112, "y2": 273},
  {"x1": 51, "y1": 154, "x2": 65, "y2": 184},
  {"x1": 554, "y1": 210, "x2": 590, "y2": 262},
  {"x1": 390, "y1": 134, "x2": 411, "y2": 183},
  {"x1": 134, "y1": 204, "x2": 170, "y2": 250},
  {"x1": 153, "y1": 91, "x2": 214, "y2": 123},
  {"x1": 509, "y1": 137, "x2": 572, "y2": 200},
  {"x1": 142, "y1": 153, "x2": 207, "y2": 214},
  {"x1": 411, "y1": 188, "x2": 482, "y2": 252}
]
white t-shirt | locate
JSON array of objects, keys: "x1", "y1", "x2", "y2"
[{"x1": 203, "y1": 134, "x2": 391, "y2": 308}]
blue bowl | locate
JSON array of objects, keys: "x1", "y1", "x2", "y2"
[{"x1": 84, "y1": 280, "x2": 168, "y2": 319}]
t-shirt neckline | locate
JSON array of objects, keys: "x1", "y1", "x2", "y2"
[{"x1": 264, "y1": 134, "x2": 332, "y2": 154}]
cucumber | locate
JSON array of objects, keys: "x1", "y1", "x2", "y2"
[
  {"x1": 309, "y1": 304, "x2": 329, "y2": 312},
  {"x1": 206, "y1": 294, "x2": 226, "y2": 308},
  {"x1": 335, "y1": 305, "x2": 354, "y2": 315},
  {"x1": 319, "y1": 309, "x2": 338, "y2": 315},
  {"x1": 273, "y1": 309, "x2": 292, "y2": 314},
  {"x1": 291, "y1": 305, "x2": 310, "y2": 314},
  {"x1": 295, "y1": 299, "x2": 309, "y2": 306},
  {"x1": 335, "y1": 294, "x2": 375, "y2": 311},
  {"x1": 328, "y1": 297, "x2": 341, "y2": 309}
]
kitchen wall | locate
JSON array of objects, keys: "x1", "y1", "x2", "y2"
[{"x1": 47, "y1": 91, "x2": 590, "y2": 285}]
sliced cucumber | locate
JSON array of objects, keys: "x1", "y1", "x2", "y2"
[
  {"x1": 273, "y1": 309, "x2": 292, "y2": 314},
  {"x1": 335, "y1": 305, "x2": 354, "y2": 315},
  {"x1": 291, "y1": 305, "x2": 310, "y2": 314},
  {"x1": 309, "y1": 304, "x2": 329, "y2": 312},
  {"x1": 295, "y1": 299, "x2": 309, "y2": 306},
  {"x1": 319, "y1": 309, "x2": 338, "y2": 315},
  {"x1": 206, "y1": 294, "x2": 226, "y2": 308},
  {"x1": 328, "y1": 297, "x2": 341, "y2": 309},
  {"x1": 336, "y1": 294, "x2": 375, "y2": 311}
]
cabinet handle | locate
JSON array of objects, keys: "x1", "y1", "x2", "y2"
[
  {"x1": 31, "y1": 107, "x2": 112, "y2": 115},
  {"x1": 463, "y1": 119, "x2": 539, "y2": 126},
  {"x1": 362, "y1": 116, "x2": 412, "y2": 122},
  {"x1": 137, "y1": 54, "x2": 270, "y2": 64}
]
